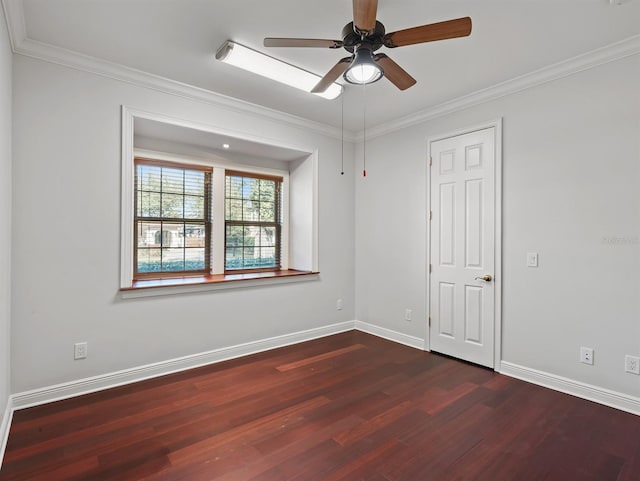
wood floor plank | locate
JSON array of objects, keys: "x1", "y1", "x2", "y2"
[
  {"x1": 2, "y1": 330, "x2": 640, "y2": 481},
  {"x1": 276, "y1": 344, "x2": 366, "y2": 372}
]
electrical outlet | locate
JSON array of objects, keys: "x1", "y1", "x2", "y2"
[
  {"x1": 580, "y1": 347, "x2": 594, "y2": 365},
  {"x1": 405, "y1": 309, "x2": 412, "y2": 321},
  {"x1": 625, "y1": 355, "x2": 640, "y2": 375},
  {"x1": 74, "y1": 342, "x2": 88, "y2": 360},
  {"x1": 336, "y1": 299, "x2": 343, "y2": 311},
  {"x1": 527, "y1": 252, "x2": 539, "y2": 267}
]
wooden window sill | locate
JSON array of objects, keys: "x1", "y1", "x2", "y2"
[{"x1": 120, "y1": 270, "x2": 319, "y2": 299}]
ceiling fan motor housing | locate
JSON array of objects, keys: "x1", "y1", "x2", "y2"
[{"x1": 341, "y1": 21, "x2": 386, "y2": 53}]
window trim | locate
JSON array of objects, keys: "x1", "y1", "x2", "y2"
[{"x1": 120, "y1": 106, "x2": 319, "y2": 292}]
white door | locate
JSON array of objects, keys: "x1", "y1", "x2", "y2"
[{"x1": 429, "y1": 127, "x2": 496, "y2": 368}]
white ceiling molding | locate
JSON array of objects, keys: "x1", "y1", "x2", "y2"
[
  {"x1": 359, "y1": 33, "x2": 640, "y2": 140},
  {"x1": 2, "y1": 0, "x2": 639, "y2": 143},
  {"x1": 1, "y1": 0, "x2": 24, "y2": 51},
  {"x1": 0, "y1": 0, "x2": 357, "y2": 143},
  {"x1": 15, "y1": 37, "x2": 359, "y2": 142}
]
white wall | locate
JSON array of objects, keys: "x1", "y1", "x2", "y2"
[
  {"x1": 0, "y1": 4, "x2": 12, "y2": 418},
  {"x1": 356, "y1": 54, "x2": 640, "y2": 398},
  {"x1": 11, "y1": 55, "x2": 355, "y2": 393}
]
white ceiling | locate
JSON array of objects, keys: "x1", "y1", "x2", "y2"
[{"x1": 15, "y1": 0, "x2": 640, "y2": 131}]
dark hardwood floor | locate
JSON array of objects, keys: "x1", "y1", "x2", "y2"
[{"x1": 2, "y1": 331, "x2": 639, "y2": 481}]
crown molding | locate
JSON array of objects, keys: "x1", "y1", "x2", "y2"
[
  {"x1": 360, "y1": 34, "x2": 640, "y2": 140},
  {"x1": 1, "y1": 0, "x2": 357, "y2": 143},
  {"x1": 3, "y1": 0, "x2": 638, "y2": 144},
  {"x1": 1, "y1": 0, "x2": 24, "y2": 52},
  {"x1": 16, "y1": 37, "x2": 358, "y2": 141}
]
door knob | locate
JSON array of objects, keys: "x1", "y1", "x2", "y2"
[{"x1": 475, "y1": 274, "x2": 492, "y2": 282}]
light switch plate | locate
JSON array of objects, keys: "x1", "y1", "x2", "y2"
[{"x1": 527, "y1": 252, "x2": 539, "y2": 267}]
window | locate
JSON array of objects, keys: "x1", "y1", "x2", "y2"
[
  {"x1": 121, "y1": 107, "x2": 319, "y2": 294},
  {"x1": 134, "y1": 159, "x2": 212, "y2": 278},
  {"x1": 131, "y1": 157, "x2": 289, "y2": 282},
  {"x1": 225, "y1": 171, "x2": 282, "y2": 272}
]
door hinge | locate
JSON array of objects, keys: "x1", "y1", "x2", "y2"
[
  {"x1": 429, "y1": 264, "x2": 432, "y2": 273},
  {"x1": 429, "y1": 317, "x2": 431, "y2": 327},
  {"x1": 429, "y1": 157, "x2": 433, "y2": 166},
  {"x1": 429, "y1": 210, "x2": 432, "y2": 221}
]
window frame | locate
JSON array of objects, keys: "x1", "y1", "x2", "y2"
[
  {"x1": 133, "y1": 158, "x2": 213, "y2": 280},
  {"x1": 224, "y1": 170, "x2": 283, "y2": 274},
  {"x1": 123, "y1": 150, "x2": 291, "y2": 284}
]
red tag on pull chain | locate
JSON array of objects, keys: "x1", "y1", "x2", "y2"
[{"x1": 363, "y1": 170, "x2": 367, "y2": 177}]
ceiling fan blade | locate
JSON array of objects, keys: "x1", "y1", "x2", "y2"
[
  {"x1": 311, "y1": 57, "x2": 352, "y2": 93},
  {"x1": 384, "y1": 17, "x2": 472, "y2": 48},
  {"x1": 374, "y1": 54, "x2": 416, "y2": 90},
  {"x1": 353, "y1": 0, "x2": 378, "y2": 33},
  {"x1": 264, "y1": 38, "x2": 343, "y2": 49}
]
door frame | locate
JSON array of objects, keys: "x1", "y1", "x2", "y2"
[{"x1": 425, "y1": 118, "x2": 503, "y2": 370}]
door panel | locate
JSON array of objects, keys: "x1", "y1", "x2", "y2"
[{"x1": 430, "y1": 127, "x2": 495, "y2": 367}]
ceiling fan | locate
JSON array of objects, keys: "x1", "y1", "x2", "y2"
[{"x1": 264, "y1": 0, "x2": 472, "y2": 93}]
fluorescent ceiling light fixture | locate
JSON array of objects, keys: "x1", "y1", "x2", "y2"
[{"x1": 216, "y1": 40, "x2": 342, "y2": 100}]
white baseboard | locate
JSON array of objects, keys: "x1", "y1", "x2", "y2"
[
  {"x1": 0, "y1": 397, "x2": 14, "y2": 471},
  {"x1": 499, "y1": 361, "x2": 640, "y2": 416},
  {"x1": 355, "y1": 321, "x2": 425, "y2": 350},
  {"x1": 6, "y1": 324, "x2": 638, "y2": 469},
  {"x1": 12, "y1": 321, "x2": 355, "y2": 410}
]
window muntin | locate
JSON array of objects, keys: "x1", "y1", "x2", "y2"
[
  {"x1": 134, "y1": 159, "x2": 212, "y2": 278},
  {"x1": 225, "y1": 171, "x2": 282, "y2": 272}
]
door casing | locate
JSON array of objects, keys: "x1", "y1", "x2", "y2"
[{"x1": 426, "y1": 119, "x2": 503, "y2": 370}]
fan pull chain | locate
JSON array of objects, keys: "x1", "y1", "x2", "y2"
[
  {"x1": 341, "y1": 89, "x2": 344, "y2": 175},
  {"x1": 362, "y1": 82, "x2": 367, "y2": 177}
]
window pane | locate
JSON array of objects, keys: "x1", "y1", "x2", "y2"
[
  {"x1": 259, "y1": 201, "x2": 275, "y2": 222},
  {"x1": 259, "y1": 247, "x2": 276, "y2": 267},
  {"x1": 162, "y1": 193, "x2": 184, "y2": 218},
  {"x1": 226, "y1": 225, "x2": 243, "y2": 247},
  {"x1": 185, "y1": 223, "x2": 205, "y2": 247},
  {"x1": 161, "y1": 223, "x2": 184, "y2": 248},
  {"x1": 184, "y1": 170, "x2": 205, "y2": 195},
  {"x1": 259, "y1": 180, "x2": 275, "y2": 202},
  {"x1": 227, "y1": 176, "x2": 243, "y2": 198},
  {"x1": 138, "y1": 191, "x2": 161, "y2": 218},
  {"x1": 243, "y1": 226, "x2": 257, "y2": 248},
  {"x1": 242, "y1": 200, "x2": 257, "y2": 221},
  {"x1": 259, "y1": 227, "x2": 276, "y2": 247},
  {"x1": 243, "y1": 177, "x2": 258, "y2": 198},
  {"x1": 227, "y1": 199, "x2": 243, "y2": 221},
  {"x1": 225, "y1": 247, "x2": 242, "y2": 270},
  {"x1": 185, "y1": 248, "x2": 205, "y2": 271},
  {"x1": 243, "y1": 247, "x2": 257, "y2": 267},
  {"x1": 138, "y1": 222, "x2": 161, "y2": 247},
  {"x1": 162, "y1": 248, "x2": 184, "y2": 271},
  {"x1": 162, "y1": 167, "x2": 184, "y2": 194},
  {"x1": 184, "y1": 195, "x2": 205, "y2": 219},
  {"x1": 139, "y1": 165, "x2": 161, "y2": 192},
  {"x1": 137, "y1": 248, "x2": 161, "y2": 273}
]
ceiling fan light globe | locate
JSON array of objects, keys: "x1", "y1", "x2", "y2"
[{"x1": 344, "y1": 63, "x2": 383, "y2": 84}]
